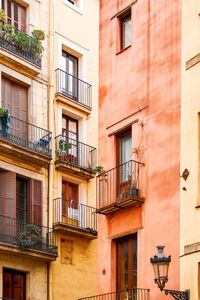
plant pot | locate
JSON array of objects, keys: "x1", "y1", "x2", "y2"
[
  {"x1": 130, "y1": 187, "x2": 139, "y2": 197},
  {"x1": 0, "y1": 117, "x2": 7, "y2": 135}
]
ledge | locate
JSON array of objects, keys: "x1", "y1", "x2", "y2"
[
  {"x1": 0, "y1": 139, "x2": 52, "y2": 168},
  {"x1": 55, "y1": 93, "x2": 91, "y2": 115},
  {"x1": 97, "y1": 196, "x2": 145, "y2": 215},
  {"x1": 55, "y1": 159, "x2": 95, "y2": 180},
  {"x1": 0, "y1": 242, "x2": 57, "y2": 262},
  {"x1": 0, "y1": 47, "x2": 41, "y2": 77},
  {"x1": 53, "y1": 223, "x2": 97, "y2": 240}
]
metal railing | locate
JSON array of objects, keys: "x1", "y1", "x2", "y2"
[
  {"x1": 0, "y1": 23, "x2": 42, "y2": 67},
  {"x1": 55, "y1": 134, "x2": 96, "y2": 170},
  {"x1": 78, "y1": 288, "x2": 150, "y2": 300},
  {"x1": 53, "y1": 198, "x2": 97, "y2": 235},
  {"x1": 56, "y1": 68, "x2": 92, "y2": 109},
  {"x1": 0, "y1": 115, "x2": 52, "y2": 157},
  {"x1": 97, "y1": 160, "x2": 144, "y2": 209},
  {"x1": 0, "y1": 215, "x2": 57, "y2": 255}
]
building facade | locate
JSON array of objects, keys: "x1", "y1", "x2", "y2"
[
  {"x1": 180, "y1": 1, "x2": 200, "y2": 299},
  {"x1": 0, "y1": 0, "x2": 99, "y2": 299},
  {"x1": 79, "y1": 1, "x2": 181, "y2": 299},
  {"x1": 49, "y1": 0, "x2": 99, "y2": 299}
]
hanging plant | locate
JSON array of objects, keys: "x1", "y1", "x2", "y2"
[{"x1": 17, "y1": 224, "x2": 41, "y2": 248}]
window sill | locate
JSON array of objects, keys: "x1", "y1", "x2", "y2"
[
  {"x1": 116, "y1": 44, "x2": 132, "y2": 55},
  {"x1": 63, "y1": 0, "x2": 83, "y2": 15}
]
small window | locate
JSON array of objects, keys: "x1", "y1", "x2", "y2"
[
  {"x1": 67, "y1": 0, "x2": 79, "y2": 7},
  {"x1": 119, "y1": 9, "x2": 132, "y2": 50}
]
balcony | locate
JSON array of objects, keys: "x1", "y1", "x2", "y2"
[
  {"x1": 0, "y1": 24, "x2": 42, "y2": 75},
  {"x1": 55, "y1": 69, "x2": 92, "y2": 113},
  {"x1": 55, "y1": 134, "x2": 96, "y2": 180},
  {"x1": 97, "y1": 160, "x2": 145, "y2": 215},
  {"x1": 53, "y1": 198, "x2": 97, "y2": 239},
  {"x1": 0, "y1": 215, "x2": 57, "y2": 261},
  {"x1": 78, "y1": 288, "x2": 150, "y2": 300},
  {"x1": 0, "y1": 114, "x2": 52, "y2": 166}
]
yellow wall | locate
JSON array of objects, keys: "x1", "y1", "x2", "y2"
[
  {"x1": 181, "y1": 1, "x2": 200, "y2": 298},
  {"x1": 49, "y1": 0, "x2": 99, "y2": 299}
]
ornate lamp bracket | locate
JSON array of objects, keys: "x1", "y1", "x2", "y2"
[{"x1": 163, "y1": 289, "x2": 190, "y2": 300}]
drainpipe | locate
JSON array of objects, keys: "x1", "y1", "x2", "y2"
[{"x1": 47, "y1": 0, "x2": 52, "y2": 299}]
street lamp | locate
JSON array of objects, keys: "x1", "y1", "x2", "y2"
[{"x1": 150, "y1": 246, "x2": 190, "y2": 300}]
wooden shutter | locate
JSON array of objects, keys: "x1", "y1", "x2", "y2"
[
  {"x1": 30, "y1": 179, "x2": 42, "y2": 225},
  {"x1": 19, "y1": 5, "x2": 26, "y2": 32},
  {"x1": 0, "y1": 171, "x2": 16, "y2": 218},
  {"x1": 2, "y1": 77, "x2": 28, "y2": 121}
]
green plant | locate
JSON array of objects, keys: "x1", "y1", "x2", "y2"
[
  {"x1": 18, "y1": 224, "x2": 41, "y2": 248},
  {"x1": 0, "y1": 107, "x2": 8, "y2": 118},
  {"x1": 0, "y1": 9, "x2": 6, "y2": 23},
  {"x1": 59, "y1": 139, "x2": 71, "y2": 151},
  {"x1": 92, "y1": 165, "x2": 104, "y2": 175},
  {"x1": 10, "y1": 31, "x2": 30, "y2": 50},
  {"x1": 31, "y1": 29, "x2": 45, "y2": 41},
  {"x1": 1, "y1": 23, "x2": 14, "y2": 40}
]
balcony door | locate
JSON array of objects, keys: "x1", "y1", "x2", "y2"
[
  {"x1": 62, "y1": 115, "x2": 78, "y2": 164},
  {"x1": 61, "y1": 51, "x2": 78, "y2": 99},
  {"x1": 62, "y1": 181, "x2": 78, "y2": 226},
  {"x1": 16, "y1": 177, "x2": 28, "y2": 229},
  {"x1": 117, "y1": 131, "x2": 132, "y2": 200},
  {"x1": 2, "y1": 0, "x2": 26, "y2": 32},
  {"x1": 1, "y1": 77, "x2": 28, "y2": 141},
  {"x1": 3, "y1": 268, "x2": 26, "y2": 300},
  {"x1": 116, "y1": 234, "x2": 137, "y2": 297}
]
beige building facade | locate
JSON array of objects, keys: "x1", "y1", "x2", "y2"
[
  {"x1": 181, "y1": 1, "x2": 200, "y2": 299},
  {"x1": 0, "y1": 0, "x2": 99, "y2": 299}
]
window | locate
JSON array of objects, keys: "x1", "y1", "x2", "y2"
[
  {"x1": 116, "y1": 234, "x2": 137, "y2": 292},
  {"x1": 119, "y1": 9, "x2": 132, "y2": 50},
  {"x1": 2, "y1": 0, "x2": 26, "y2": 32},
  {"x1": 61, "y1": 51, "x2": 78, "y2": 99},
  {"x1": 3, "y1": 268, "x2": 26, "y2": 300}
]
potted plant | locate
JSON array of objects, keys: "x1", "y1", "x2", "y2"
[
  {"x1": 129, "y1": 179, "x2": 139, "y2": 197},
  {"x1": 0, "y1": 107, "x2": 10, "y2": 134},
  {"x1": 56, "y1": 139, "x2": 72, "y2": 160},
  {"x1": 17, "y1": 224, "x2": 41, "y2": 248}
]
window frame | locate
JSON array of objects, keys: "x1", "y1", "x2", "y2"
[
  {"x1": 119, "y1": 8, "x2": 132, "y2": 51},
  {"x1": 2, "y1": 0, "x2": 27, "y2": 32}
]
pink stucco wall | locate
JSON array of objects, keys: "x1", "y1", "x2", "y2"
[{"x1": 98, "y1": 0, "x2": 181, "y2": 299}]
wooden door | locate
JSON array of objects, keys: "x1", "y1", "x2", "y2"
[
  {"x1": 116, "y1": 234, "x2": 137, "y2": 298},
  {"x1": 3, "y1": 268, "x2": 26, "y2": 300},
  {"x1": 2, "y1": 77, "x2": 28, "y2": 140},
  {"x1": 62, "y1": 181, "x2": 78, "y2": 225},
  {"x1": 29, "y1": 179, "x2": 42, "y2": 226}
]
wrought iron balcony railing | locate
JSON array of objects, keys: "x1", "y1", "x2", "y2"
[
  {"x1": 78, "y1": 288, "x2": 150, "y2": 300},
  {"x1": 0, "y1": 114, "x2": 52, "y2": 157},
  {"x1": 0, "y1": 23, "x2": 42, "y2": 67},
  {"x1": 56, "y1": 68, "x2": 92, "y2": 109},
  {"x1": 97, "y1": 160, "x2": 145, "y2": 214},
  {"x1": 55, "y1": 134, "x2": 96, "y2": 171},
  {"x1": 53, "y1": 198, "x2": 97, "y2": 235},
  {"x1": 0, "y1": 215, "x2": 57, "y2": 255}
]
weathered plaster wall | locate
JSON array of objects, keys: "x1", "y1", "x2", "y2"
[{"x1": 99, "y1": 0, "x2": 181, "y2": 299}]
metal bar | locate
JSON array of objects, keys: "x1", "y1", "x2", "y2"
[
  {"x1": 55, "y1": 69, "x2": 92, "y2": 108},
  {"x1": 0, "y1": 215, "x2": 57, "y2": 255},
  {"x1": 0, "y1": 114, "x2": 52, "y2": 157},
  {"x1": 53, "y1": 198, "x2": 97, "y2": 233}
]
